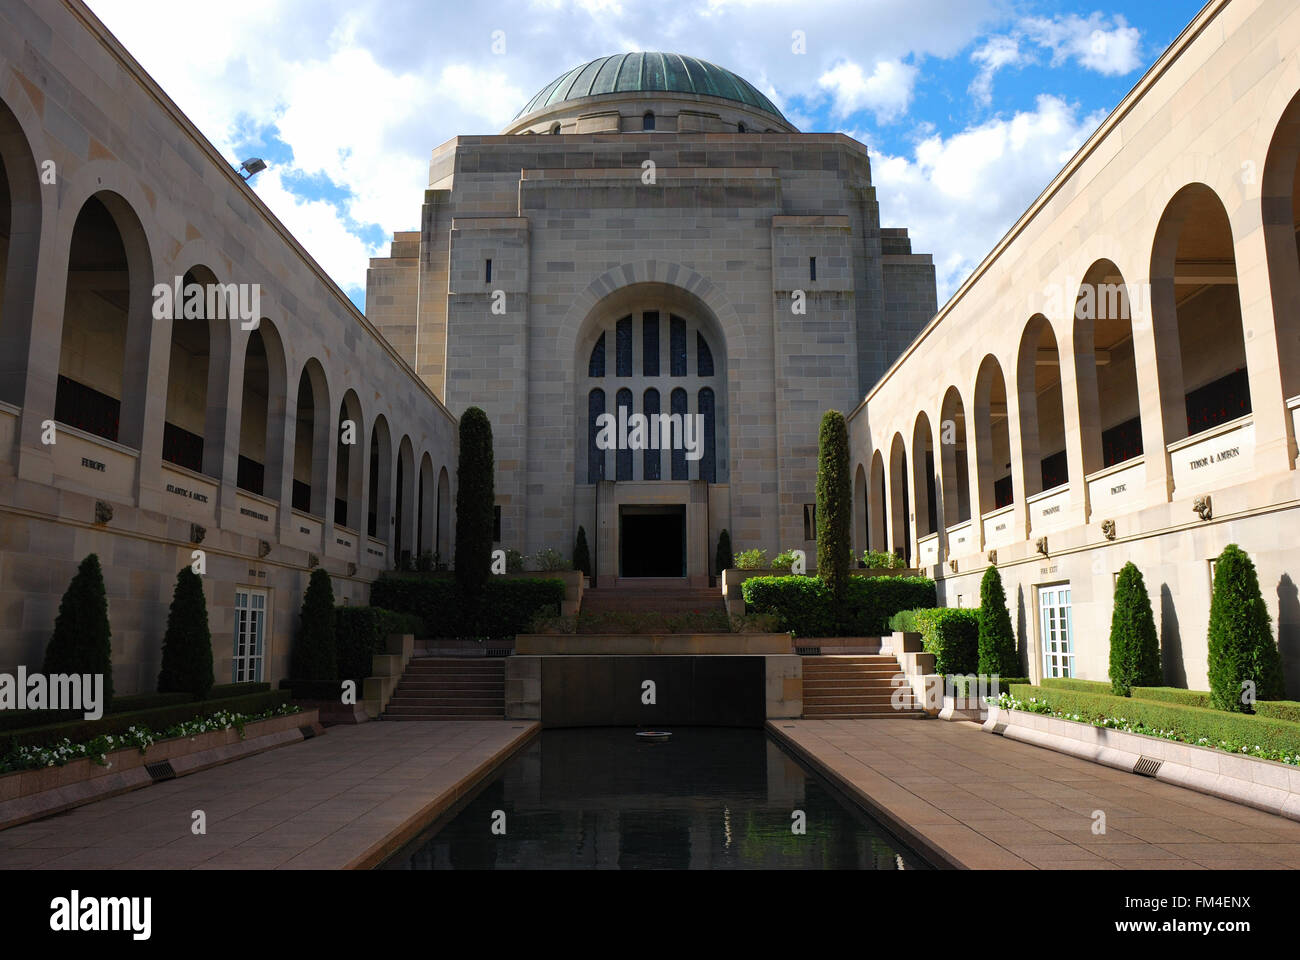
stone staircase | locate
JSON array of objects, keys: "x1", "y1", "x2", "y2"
[
  {"x1": 381, "y1": 658, "x2": 505, "y2": 720},
  {"x1": 801, "y1": 655, "x2": 927, "y2": 719}
]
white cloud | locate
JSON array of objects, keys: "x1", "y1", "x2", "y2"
[
  {"x1": 1023, "y1": 12, "x2": 1142, "y2": 76},
  {"x1": 869, "y1": 95, "x2": 1107, "y2": 304},
  {"x1": 818, "y1": 59, "x2": 918, "y2": 123},
  {"x1": 969, "y1": 35, "x2": 1030, "y2": 107}
]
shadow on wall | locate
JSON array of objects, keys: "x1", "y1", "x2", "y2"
[
  {"x1": 1016, "y1": 584, "x2": 1029, "y2": 677},
  {"x1": 1160, "y1": 583, "x2": 1186, "y2": 688},
  {"x1": 1278, "y1": 574, "x2": 1300, "y2": 699}
]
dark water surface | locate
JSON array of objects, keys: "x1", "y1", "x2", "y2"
[{"x1": 385, "y1": 727, "x2": 931, "y2": 869}]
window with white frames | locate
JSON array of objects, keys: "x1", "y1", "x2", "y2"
[
  {"x1": 233, "y1": 588, "x2": 267, "y2": 682},
  {"x1": 1040, "y1": 584, "x2": 1074, "y2": 678}
]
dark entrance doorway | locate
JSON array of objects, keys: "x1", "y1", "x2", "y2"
[{"x1": 619, "y1": 505, "x2": 686, "y2": 577}]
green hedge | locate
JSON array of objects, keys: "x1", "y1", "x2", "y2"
[
  {"x1": 951, "y1": 675, "x2": 1029, "y2": 696},
  {"x1": 1008, "y1": 683, "x2": 1300, "y2": 758},
  {"x1": 741, "y1": 575, "x2": 935, "y2": 638},
  {"x1": 334, "y1": 606, "x2": 424, "y2": 684},
  {"x1": 912, "y1": 608, "x2": 980, "y2": 676},
  {"x1": 1042, "y1": 680, "x2": 1300, "y2": 723},
  {"x1": 369, "y1": 576, "x2": 566, "y2": 639},
  {"x1": 0, "y1": 682, "x2": 271, "y2": 734},
  {"x1": 0, "y1": 689, "x2": 292, "y2": 753}
]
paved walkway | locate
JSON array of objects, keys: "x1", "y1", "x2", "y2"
[
  {"x1": 771, "y1": 718, "x2": 1300, "y2": 869},
  {"x1": 0, "y1": 721, "x2": 537, "y2": 870}
]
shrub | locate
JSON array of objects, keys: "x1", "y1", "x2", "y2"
[
  {"x1": 912, "y1": 608, "x2": 981, "y2": 676},
  {"x1": 715, "y1": 529, "x2": 733, "y2": 575},
  {"x1": 1042, "y1": 677, "x2": 1113, "y2": 694},
  {"x1": 504, "y1": 549, "x2": 524, "y2": 573},
  {"x1": 1107, "y1": 562, "x2": 1161, "y2": 696},
  {"x1": 734, "y1": 548, "x2": 768, "y2": 570},
  {"x1": 1207, "y1": 544, "x2": 1285, "y2": 712},
  {"x1": 292, "y1": 568, "x2": 337, "y2": 682},
  {"x1": 815, "y1": 410, "x2": 852, "y2": 596},
  {"x1": 43, "y1": 554, "x2": 114, "y2": 713},
  {"x1": 977, "y1": 565, "x2": 1018, "y2": 678},
  {"x1": 771, "y1": 549, "x2": 800, "y2": 573},
  {"x1": 574, "y1": 527, "x2": 592, "y2": 578},
  {"x1": 335, "y1": 606, "x2": 424, "y2": 685},
  {"x1": 156, "y1": 568, "x2": 214, "y2": 700},
  {"x1": 887, "y1": 608, "x2": 922, "y2": 633},
  {"x1": 862, "y1": 549, "x2": 905, "y2": 570},
  {"x1": 1007, "y1": 683, "x2": 1300, "y2": 763},
  {"x1": 415, "y1": 550, "x2": 435, "y2": 573},
  {"x1": 370, "y1": 575, "x2": 566, "y2": 639},
  {"x1": 534, "y1": 547, "x2": 569, "y2": 571},
  {"x1": 742, "y1": 575, "x2": 935, "y2": 638},
  {"x1": 454, "y1": 406, "x2": 495, "y2": 599}
]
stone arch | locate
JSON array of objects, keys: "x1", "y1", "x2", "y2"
[
  {"x1": 1260, "y1": 85, "x2": 1300, "y2": 406},
  {"x1": 436, "y1": 465, "x2": 451, "y2": 560},
  {"x1": 1015, "y1": 314, "x2": 1067, "y2": 498},
  {"x1": 1073, "y1": 259, "x2": 1143, "y2": 476},
  {"x1": 938, "y1": 386, "x2": 971, "y2": 526},
  {"x1": 394, "y1": 434, "x2": 416, "y2": 562},
  {"x1": 973, "y1": 354, "x2": 1012, "y2": 516},
  {"x1": 887, "y1": 432, "x2": 909, "y2": 564},
  {"x1": 0, "y1": 94, "x2": 44, "y2": 406},
  {"x1": 367, "y1": 413, "x2": 393, "y2": 541},
  {"x1": 236, "y1": 317, "x2": 288, "y2": 500},
  {"x1": 911, "y1": 411, "x2": 936, "y2": 539},
  {"x1": 417, "y1": 451, "x2": 435, "y2": 557},
  {"x1": 853, "y1": 462, "x2": 868, "y2": 558},
  {"x1": 1150, "y1": 182, "x2": 1251, "y2": 444},
  {"x1": 335, "y1": 389, "x2": 364, "y2": 531},
  {"x1": 869, "y1": 449, "x2": 887, "y2": 552},
  {"x1": 290, "y1": 358, "x2": 331, "y2": 517}
]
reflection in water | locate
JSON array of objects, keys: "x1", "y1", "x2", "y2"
[{"x1": 387, "y1": 728, "x2": 929, "y2": 870}]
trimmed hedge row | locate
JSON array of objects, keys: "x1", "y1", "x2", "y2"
[
  {"x1": 0, "y1": 682, "x2": 271, "y2": 734},
  {"x1": 1040, "y1": 678, "x2": 1300, "y2": 723},
  {"x1": 1008, "y1": 683, "x2": 1300, "y2": 758},
  {"x1": 0, "y1": 689, "x2": 292, "y2": 754},
  {"x1": 369, "y1": 576, "x2": 567, "y2": 639},
  {"x1": 741, "y1": 575, "x2": 935, "y2": 638},
  {"x1": 335, "y1": 606, "x2": 424, "y2": 684}
]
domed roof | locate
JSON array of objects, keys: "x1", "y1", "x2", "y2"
[{"x1": 515, "y1": 52, "x2": 784, "y2": 121}]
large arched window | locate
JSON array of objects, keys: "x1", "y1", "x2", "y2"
[
  {"x1": 642, "y1": 111, "x2": 655, "y2": 131},
  {"x1": 578, "y1": 304, "x2": 726, "y2": 484}
]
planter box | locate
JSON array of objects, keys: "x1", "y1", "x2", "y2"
[
  {"x1": 503, "y1": 569, "x2": 583, "y2": 615},
  {"x1": 984, "y1": 704, "x2": 1300, "y2": 822},
  {"x1": 0, "y1": 709, "x2": 319, "y2": 831}
]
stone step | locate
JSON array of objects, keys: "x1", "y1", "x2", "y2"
[
  {"x1": 802, "y1": 709, "x2": 927, "y2": 719},
  {"x1": 383, "y1": 704, "x2": 506, "y2": 717},
  {"x1": 388, "y1": 697, "x2": 505, "y2": 707}
]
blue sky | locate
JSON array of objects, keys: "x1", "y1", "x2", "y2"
[{"x1": 85, "y1": 0, "x2": 1207, "y2": 310}]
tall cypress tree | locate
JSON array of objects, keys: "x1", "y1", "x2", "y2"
[
  {"x1": 1207, "y1": 544, "x2": 1284, "y2": 711},
  {"x1": 157, "y1": 567, "x2": 215, "y2": 699},
  {"x1": 816, "y1": 410, "x2": 852, "y2": 597},
  {"x1": 293, "y1": 568, "x2": 337, "y2": 682},
  {"x1": 454, "y1": 406, "x2": 495, "y2": 600},
  {"x1": 44, "y1": 553, "x2": 114, "y2": 712},
  {"x1": 1107, "y1": 562, "x2": 1161, "y2": 697},
  {"x1": 573, "y1": 526, "x2": 592, "y2": 578},
  {"x1": 715, "y1": 529, "x2": 733, "y2": 576},
  {"x1": 977, "y1": 564, "x2": 1018, "y2": 678}
]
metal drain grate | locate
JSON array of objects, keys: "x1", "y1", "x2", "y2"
[
  {"x1": 991, "y1": 721, "x2": 1008, "y2": 736},
  {"x1": 487, "y1": 646, "x2": 512, "y2": 657},
  {"x1": 144, "y1": 760, "x2": 176, "y2": 782},
  {"x1": 299, "y1": 725, "x2": 317, "y2": 739},
  {"x1": 1133, "y1": 755, "x2": 1163, "y2": 778},
  {"x1": 795, "y1": 646, "x2": 821, "y2": 656}
]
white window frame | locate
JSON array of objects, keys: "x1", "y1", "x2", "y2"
[
  {"x1": 1039, "y1": 583, "x2": 1074, "y2": 679},
  {"x1": 233, "y1": 587, "x2": 268, "y2": 683}
]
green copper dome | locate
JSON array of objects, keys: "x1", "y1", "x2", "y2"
[{"x1": 515, "y1": 52, "x2": 785, "y2": 121}]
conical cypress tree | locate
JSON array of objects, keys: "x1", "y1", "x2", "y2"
[
  {"x1": 977, "y1": 564, "x2": 1018, "y2": 678},
  {"x1": 816, "y1": 410, "x2": 852, "y2": 597},
  {"x1": 454, "y1": 406, "x2": 495, "y2": 600},
  {"x1": 1207, "y1": 544, "x2": 1284, "y2": 711},
  {"x1": 1107, "y1": 562, "x2": 1161, "y2": 696},
  {"x1": 573, "y1": 526, "x2": 592, "y2": 578},
  {"x1": 43, "y1": 553, "x2": 114, "y2": 712},
  {"x1": 293, "y1": 568, "x2": 337, "y2": 682},
  {"x1": 715, "y1": 529, "x2": 733, "y2": 575},
  {"x1": 157, "y1": 567, "x2": 214, "y2": 700}
]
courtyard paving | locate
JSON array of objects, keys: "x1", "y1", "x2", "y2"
[
  {"x1": 0, "y1": 721, "x2": 537, "y2": 870},
  {"x1": 771, "y1": 718, "x2": 1300, "y2": 869}
]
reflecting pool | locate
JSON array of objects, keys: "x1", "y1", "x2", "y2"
[{"x1": 386, "y1": 727, "x2": 930, "y2": 869}]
